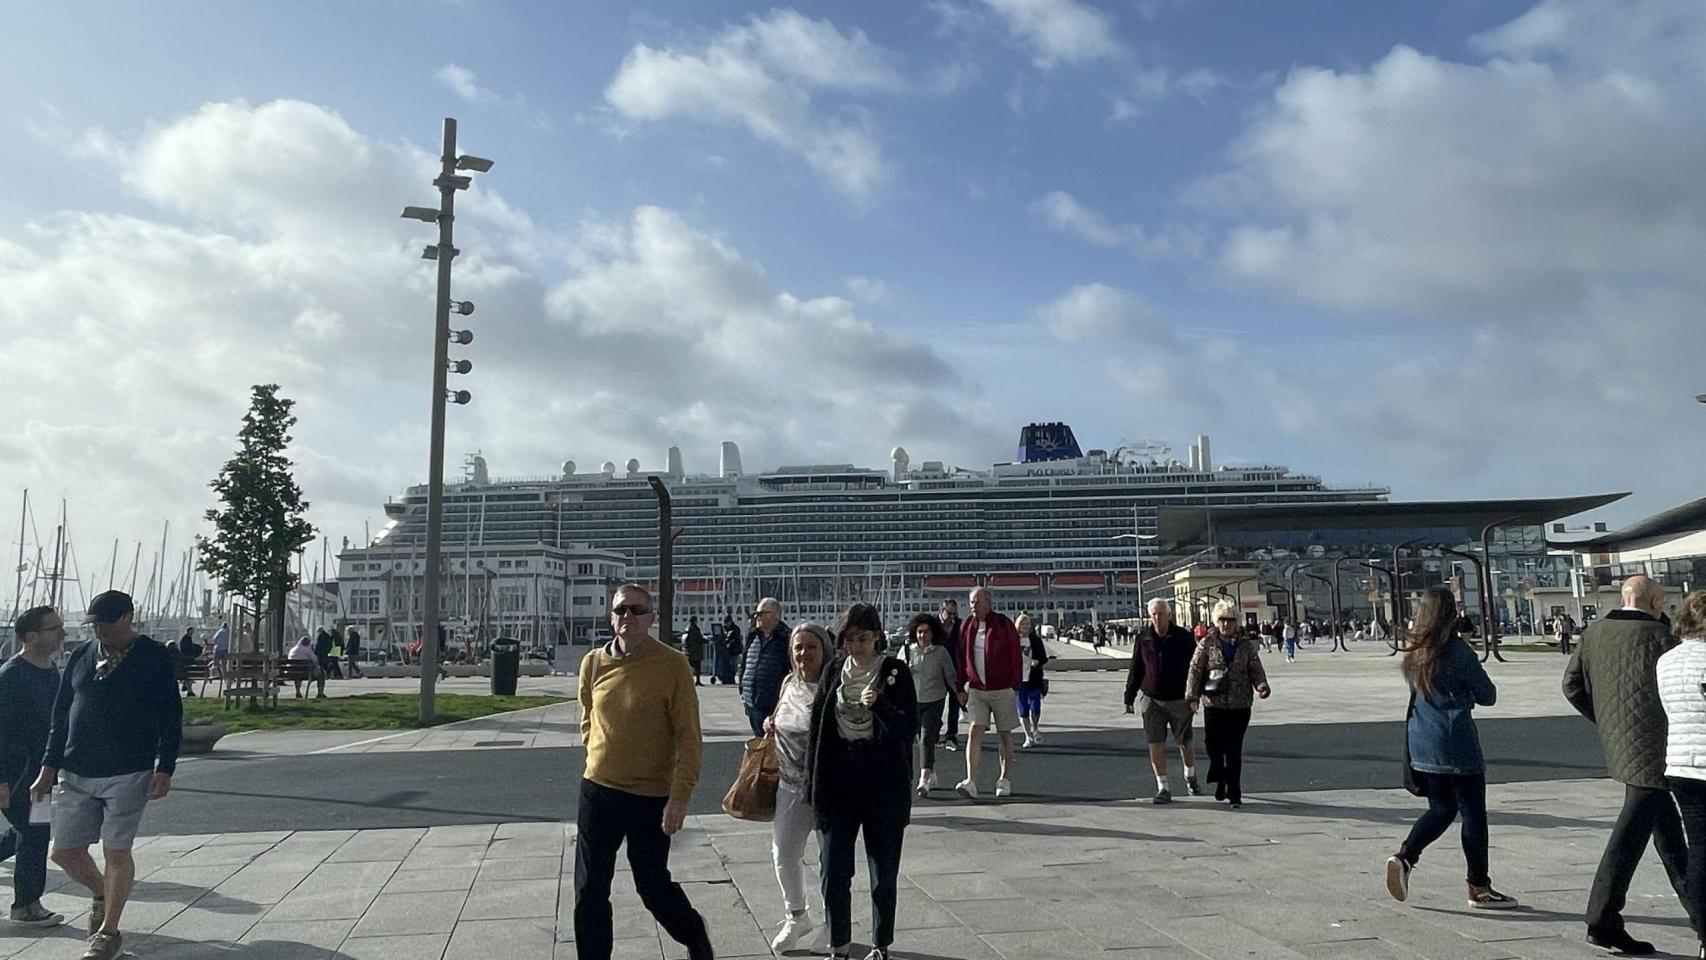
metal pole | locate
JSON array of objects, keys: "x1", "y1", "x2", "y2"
[
  {"x1": 648, "y1": 477, "x2": 678, "y2": 647},
  {"x1": 419, "y1": 117, "x2": 459, "y2": 726}
]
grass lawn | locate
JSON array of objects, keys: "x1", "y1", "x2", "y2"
[{"x1": 181, "y1": 692, "x2": 565, "y2": 732}]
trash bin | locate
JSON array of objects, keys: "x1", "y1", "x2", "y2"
[{"x1": 490, "y1": 637, "x2": 521, "y2": 696}]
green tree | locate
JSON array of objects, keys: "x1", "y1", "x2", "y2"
[{"x1": 197, "y1": 384, "x2": 316, "y2": 655}]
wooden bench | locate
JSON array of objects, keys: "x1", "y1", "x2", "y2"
[
  {"x1": 221, "y1": 654, "x2": 270, "y2": 710},
  {"x1": 175, "y1": 657, "x2": 216, "y2": 698},
  {"x1": 274, "y1": 658, "x2": 320, "y2": 704}
]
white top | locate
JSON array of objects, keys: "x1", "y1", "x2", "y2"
[
  {"x1": 1282, "y1": 623, "x2": 1297, "y2": 640},
  {"x1": 973, "y1": 621, "x2": 988, "y2": 684},
  {"x1": 772, "y1": 675, "x2": 817, "y2": 788},
  {"x1": 288, "y1": 643, "x2": 316, "y2": 662},
  {"x1": 1658, "y1": 637, "x2": 1706, "y2": 781}
]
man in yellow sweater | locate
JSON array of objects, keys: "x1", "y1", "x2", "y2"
[{"x1": 573, "y1": 583, "x2": 713, "y2": 960}]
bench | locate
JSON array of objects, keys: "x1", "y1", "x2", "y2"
[
  {"x1": 221, "y1": 654, "x2": 270, "y2": 710},
  {"x1": 274, "y1": 658, "x2": 320, "y2": 704},
  {"x1": 175, "y1": 657, "x2": 216, "y2": 698}
]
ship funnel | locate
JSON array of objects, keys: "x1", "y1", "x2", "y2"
[
  {"x1": 561, "y1": 460, "x2": 576, "y2": 479},
  {"x1": 601, "y1": 461, "x2": 616, "y2": 477},
  {"x1": 1187, "y1": 443, "x2": 1200, "y2": 472},
  {"x1": 720, "y1": 441, "x2": 743, "y2": 479},
  {"x1": 667, "y1": 446, "x2": 684, "y2": 477},
  {"x1": 1196, "y1": 435, "x2": 1212, "y2": 472},
  {"x1": 625, "y1": 458, "x2": 641, "y2": 478},
  {"x1": 891, "y1": 446, "x2": 909, "y2": 481}
]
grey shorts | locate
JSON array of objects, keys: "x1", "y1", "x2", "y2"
[
  {"x1": 967, "y1": 687, "x2": 1021, "y2": 733},
  {"x1": 1139, "y1": 695, "x2": 1194, "y2": 746},
  {"x1": 52, "y1": 770, "x2": 152, "y2": 851}
]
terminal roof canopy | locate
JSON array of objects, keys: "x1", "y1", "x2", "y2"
[
  {"x1": 1560, "y1": 495, "x2": 1706, "y2": 552},
  {"x1": 1157, "y1": 494, "x2": 1628, "y2": 549}
]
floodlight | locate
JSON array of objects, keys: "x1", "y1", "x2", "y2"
[
  {"x1": 456, "y1": 155, "x2": 494, "y2": 173},
  {"x1": 448, "y1": 389, "x2": 472, "y2": 405},
  {"x1": 449, "y1": 359, "x2": 472, "y2": 375},
  {"x1": 421, "y1": 246, "x2": 439, "y2": 261},
  {"x1": 455, "y1": 300, "x2": 475, "y2": 316},
  {"x1": 452, "y1": 330, "x2": 474, "y2": 345},
  {"x1": 434, "y1": 174, "x2": 472, "y2": 191},
  {"x1": 401, "y1": 206, "x2": 440, "y2": 222}
]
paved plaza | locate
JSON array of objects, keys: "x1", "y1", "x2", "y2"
[{"x1": 1, "y1": 644, "x2": 1694, "y2": 959}]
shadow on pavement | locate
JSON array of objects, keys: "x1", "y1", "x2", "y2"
[{"x1": 921, "y1": 813, "x2": 1199, "y2": 845}]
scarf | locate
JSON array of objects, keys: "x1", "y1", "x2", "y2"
[{"x1": 835, "y1": 657, "x2": 879, "y2": 741}]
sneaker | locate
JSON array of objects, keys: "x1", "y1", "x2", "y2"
[
  {"x1": 864, "y1": 949, "x2": 890, "y2": 960},
  {"x1": 1466, "y1": 885, "x2": 1518, "y2": 910},
  {"x1": 943, "y1": 739, "x2": 960, "y2": 752},
  {"x1": 1585, "y1": 929, "x2": 1654, "y2": 955},
  {"x1": 954, "y1": 778, "x2": 978, "y2": 800},
  {"x1": 1030, "y1": 732, "x2": 1043, "y2": 745},
  {"x1": 1021, "y1": 736, "x2": 1035, "y2": 749},
  {"x1": 1153, "y1": 788, "x2": 1173, "y2": 805},
  {"x1": 770, "y1": 913, "x2": 819, "y2": 951},
  {"x1": 1185, "y1": 778, "x2": 1202, "y2": 797},
  {"x1": 995, "y1": 778, "x2": 1012, "y2": 797},
  {"x1": 81, "y1": 931, "x2": 122, "y2": 960},
  {"x1": 1384, "y1": 856, "x2": 1410, "y2": 902},
  {"x1": 9, "y1": 902, "x2": 64, "y2": 927},
  {"x1": 916, "y1": 773, "x2": 931, "y2": 798},
  {"x1": 87, "y1": 898, "x2": 104, "y2": 936}
]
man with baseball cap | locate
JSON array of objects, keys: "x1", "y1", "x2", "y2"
[{"x1": 30, "y1": 590, "x2": 180, "y2": 960}]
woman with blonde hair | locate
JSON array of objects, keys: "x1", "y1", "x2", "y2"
[
  {"x1": 1385, "y1": 587, "x2": 1515, "y2": 909},
  {"x1": 1186, "y1": 599, "x2": 1269, "y2": 808},
  {"x1": 1658, "y1": 589, "x2": 1706, "y2": 957},
  {"x1": 761, "y1": 622, "x2": 834, "y2": 953}
]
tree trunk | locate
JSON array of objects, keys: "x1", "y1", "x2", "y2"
[{"x1": 269, "y1": 587, "x2": 288, "y2": 657}]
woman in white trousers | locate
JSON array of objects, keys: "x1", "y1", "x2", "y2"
[{"x1": 762, "y1": 622, "x2": 833, "y2": 953}]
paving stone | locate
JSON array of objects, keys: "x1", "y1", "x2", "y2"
[
  {"x1": 422, "y1": 824, "x2": 498, "y2": 847},
  {"x1": 463, "y1": 877, "x2": 559, "y2": 919},
  {"x1": 384, "y1": 866, "x2": 481, "y2": 893},
  {"x1": 350, "y1": 890, "x2": 468, "y2": 937},
  {"x1": 401, "y1": 843, "x2": 489, "y2": 871},
  {"x1": 979, "y1": 928, "x2": 1106, "y2": 960},
  {"x1": 444, "y1": 918, "x2": 555, "y2": 960},
  {"x1": 240, "y1": 917, "x2": 357, "y2": 953},
  {"x1": 478, "y1": 857, "x2": 563, "y2": 881},
  {"x1": 340, "y1": 932, "x2": 452, "y2": 960},
  {"x1": 263, "y1": 861, "x2": 397, "y2": 921},
  {"x1": 939, "y1": 897, "x2": 1066, "y2": 935}
]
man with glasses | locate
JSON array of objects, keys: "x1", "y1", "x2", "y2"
[
  {"x1": 573, "y1": 583, "x2": 712, "y2": 960},
  {"x1": 31, "y1": 590, "x2": 179, "y2": 960},
  {"x1": 0, "y1": 607, "x2": 69, "y2": 927},
  {"x1": 1123, "y1": 598, "x2": 1200, "y2": 804},
  {"x1": 739, "y1": 598, "x2": 790, "y2": 738}
]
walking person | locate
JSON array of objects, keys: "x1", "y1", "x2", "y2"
[
  {"x1": 1567, "y1": 575, "x2": 1689, "y2": 955},
  {"x1": 1282, "y1": 619, "x2": 1298, "y2": 662},
  {"x1": 806, "y1": 603, "x2": 918, "y2": 960},
  {"x1": 174, "y1": 627, "x2": 201, "y2": 698},
  {"x1": 740, "y1": 598, "x2": 790, "y2": 737},
  {"x1": 684, "y1": 616, "x2": 706, "y2": 686},
  {"x1": 954, "y1": 587, "x2": 1023, "y2": 799},
  {"x1": 1557, "y1": 614, "x2": 1575, "y2": 656},
  {"x1": 717, "y1": 613, "x2": 741, "y2": 685},
  {"x1": 938, "y1": 599, "x2": 964, "y2": 753},
  {"x1": 1385, "y1": 588, "x2": 1516, "y2": 909},
  {"x1": 904, "y1": 613, "x2": 956, "y2": 798},
  {"x1": 1015, "y1": 614, "x2": 1050, "y2": 748},
  {"x1": 31, "y1": 591, "x2": 180, "y2": 960},
  {"x1": 1186, "y1": 600, "x2": 1269, "y2": 809},
  {"x1": 573, "y1": 583, "x2": 713, "y2": 960},
  {"x1": 1123, "y1": 598, "x2": 1200, "y2": 804},
  {"x1": 0, "y1": 607, "x2": 67, "y2": 928},
  {"x1": 1657, "y1": 590, "x2": 1706, "y2": 959},
  {"x1": 344, "y1": 626, "x2": 364, "y2": 679},
  {"x1": 760, "y1": 623, "x2": 834, "y2": 953}
]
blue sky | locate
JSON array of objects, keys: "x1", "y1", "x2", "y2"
[{"x1": 3, "y1": 0, "x2": 1704, "y2": 580}]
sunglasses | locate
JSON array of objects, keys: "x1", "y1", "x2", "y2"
[
  {"x1": 1216, "y1": 617, "x2": 1238, "y2": 624},
  {"x1": 612, "y1": 604, "x2": 652, "y2": 616}
]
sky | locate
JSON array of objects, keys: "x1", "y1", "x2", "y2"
[{"x1": 3, "y1": 0, "x2": 1705, "y2": 596}]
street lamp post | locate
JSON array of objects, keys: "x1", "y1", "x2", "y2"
[
  {"x1": 403, "y1": 117, "x2": 491, "y2": 725},
  {"x1": 1111, "y1": 512, "x2": 1158, "y2": 617}
]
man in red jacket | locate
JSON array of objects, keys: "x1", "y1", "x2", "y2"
[{"x1": 954, "y1": 587, "x2": 1023, "y2": 800}]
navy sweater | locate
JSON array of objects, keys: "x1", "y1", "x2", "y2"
[
  {"x1": 45, "y1": 636, "x2": 182, "y2": 778},
  {"x1": 0, "y1": 656, "x2": 60, "y2": 789}
]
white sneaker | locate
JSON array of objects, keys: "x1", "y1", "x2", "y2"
[
  {"x1": 995, "y1": 777, "x2": 1012, "y2": 797},
  {"x1": 916, "y1": 770, "x2": 937, "y2": 797},
  {"x1": 1030, "y1": 731, "x2": 1042, "y2": 744},
  {"x1": 1021, "y1": 735, "x2": 1035, "y2": 749},
  {"x1": 954, "y1": 778, "x2": 978, "y2": 799},
  {"x1": 770, "y1": 913, "x2": 819, "y2": 951}
]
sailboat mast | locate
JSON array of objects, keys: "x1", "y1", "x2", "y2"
[
  {"x1": 128, "y1": 542, "x2": 141, "y2": 595},
  {"x1": 47, "y1": 516, "x2": 64, "y2": 608},
  {"x1": 9, "y1": 489, "x2": 25, "y2": 622},
  {"x1": 107, "y1": 538, "x2": 118, "y2": 591}
]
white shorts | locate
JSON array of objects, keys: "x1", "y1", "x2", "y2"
[{"x1": 966, "y1": 688, "x2": 1020, "y2": 733}]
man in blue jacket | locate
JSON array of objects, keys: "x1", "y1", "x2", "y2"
[
  {"x1": 0, "y1": 606, "x2": 68, "y2": 928},
  {"x1": 739, "y1": 597, "x2": 790, "y2": 736}
]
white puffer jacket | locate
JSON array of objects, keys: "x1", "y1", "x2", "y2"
[{"x1": 1658, "y1": 637, "x2": 1706, "y2": 780}]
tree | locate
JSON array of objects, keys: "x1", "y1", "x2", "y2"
[{"x1": 197, "y1": 384, "x2": 316, "y2": 656}]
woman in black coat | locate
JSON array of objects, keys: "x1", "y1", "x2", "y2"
[{"x1": 805, "y1": 603, "x2": 918, "y2": 960}]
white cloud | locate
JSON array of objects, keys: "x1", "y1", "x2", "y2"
[
  {"x1": 1030, "y1": 190, "x2": 1204, "y2": 259},
  {"x1": 844, "y1": 275, "x2": 890, "y2": 303},
  {"x1": 605, "y1": 9, "x2": 908, "y2": 200},
  {"x1": 1205, "y1": 0, "x2": 1706, "y2": 315},
  {"x1": 0, "y1": 99, "x2": 1006, "y2": 579},
  {"x1": 979, "y1": 0, "x2": 1126, "y2": 69},
  {"x1": 436, "y1": 63, "x2": 492, "y2": 103},
  {"x1": 1033, "y1": 283, "x2": 1169, "y2": 344}
]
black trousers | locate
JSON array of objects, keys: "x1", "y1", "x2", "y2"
[
  {"x1": 1399, "y1": 772, "x2": 1489, "y2": 886},
  {"x1": 572, "y1": 779, "x2": 711, "y2": 960},
  {"x1": 1203, "y1": 707, "x2": 1252, "y2": 803},
  {"x1": 1670, "y1": 776, "x2": 1706, "y2": 941},
  {"x1": 0, "y1": 788, "x2": 49, "y2": 909},
  {"x1": 1587, "y1": 783, "x2": 1689, "y2": 935},
  {"x1": 820, "y1": 802, "x2": 907, "y2": 950},
  {"x1": 917, "y1": 698, "x2": 945, "y2": 771}
]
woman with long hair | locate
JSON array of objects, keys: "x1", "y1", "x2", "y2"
[
  {"x1": 904, "y1": 612, "x2": 956, "y2": 798},
  {"x1": 1658, "y1": 589, "x2": 1706, "y2": 958},
  {"x1": 760, "y1": 623, "x2": 834, "y2": 953},
  {"x1": 1186, "y1": 600, "x2": 1270, "y2": 808},
  {"x1": 1386, "y1": 587, "x2": 1516, "y2": 909},
  {"x1": 806, "y1": 604, "x2": 918, "y2": 960}
]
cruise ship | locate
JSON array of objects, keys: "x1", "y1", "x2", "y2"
[{"x1": 336, "y1": 424, "x2": 1389, "y2": 646}]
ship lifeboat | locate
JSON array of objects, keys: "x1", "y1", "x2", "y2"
[
  {"x1": 988, "y1": 574, "x2": 1041, "y2": 592},
  {"x1": 1051, "y1": 572, "x2": 1104, "y2": 591},
  {"x1": 923, "y1": 575, "x2": 978, "y2": 592}
]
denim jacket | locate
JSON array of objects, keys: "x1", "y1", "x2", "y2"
[{"x1": 1407, "y1": 637, "x2": 1496, "y2": 775}]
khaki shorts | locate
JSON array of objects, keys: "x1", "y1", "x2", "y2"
[
  {"x1": 966, "y1": 687, "x2": 1020, "y2": 733},
  {"x1": 1138, "y1": 694, "x2": 1194, "y2": 746}
]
